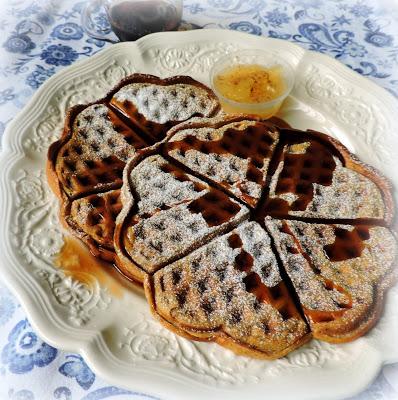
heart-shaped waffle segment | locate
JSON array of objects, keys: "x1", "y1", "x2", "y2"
[
  {"x1": 115, "y1": 152, "x2": 249, "y2": 282},
  {"x1": 68, "y1": 189, "x2": 122, "y2": 257},
  {"x1": 258, "y1": 129, "x2": 393, "y2": 222},
  {"x1": 147, "y1": 221, "x2": 311, "y2": 359},
  {"x1": 110, "y1": 76, "x2": 219, "y2": 142},
  {"x1": 47, "y1": 74, "x2": 220, "y2": 261},
  {"x1": 266, "y1": 218, "x2": 397, "y2": 342},
  {"x1": 114, "y1": 114, "x2": 396, "y2": 358},
  {"x1": 164, "y1": 117, "x2": 280, "y2": 207}
]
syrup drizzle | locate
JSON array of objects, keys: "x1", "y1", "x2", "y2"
[
  {"x1": 111, "y1": 98, "x2": 174, "y2": 141},
  {"x1": 267, "y1": 116, "x2": 292, "y2": 130},
  {"x1": 166, "y1": 122, "x2": 278, "y2": 186},
  {"x1": 55, "y1": 236, "x2": 123, "y2": 298},
  {"x1": 279, "y1": 222, "x2": 355, "y2": 323},
  {"x1": 303, "y1": 276, "x2": 353, "y2": 323},
  {"x1": 106, "y1": 108, "x2": 149, "y2": 149},
  {"x1": 227, "y1": 233, "x2": 243, "y2": 249},
  {"x1": 58, "y1": 102, "x2": 385, "y2": 337},
  {"x1": 303, "y1": 307, "x2": 349, "y2": 323},
  {"x1": 188, "y1": 189, "x2": 241, "y2": 227},
  {"x1": 324, "y1": 226, "x2": 370, "y2": 262},
  {"x1": 258, "y1": 140, "x2": 337, "y2": 217},
  {"x1": 227, "y1": 231, "x2": 300, "y2": 320},
  {"x1": 159, "y1": 162, "x2": 206, "y2": 192}
]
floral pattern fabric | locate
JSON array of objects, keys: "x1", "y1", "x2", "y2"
[{"x1": 0, "y1": 0, "x2": 398, "y2": 399}]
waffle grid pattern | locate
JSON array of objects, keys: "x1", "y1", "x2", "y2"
[
  {"x1": 115, "y1": 117, "x2": 396, "y2": 358},
  {"x1": 51, "y1": 75, "x2": 221, "y2": 257},
  {"x1": 49, "y1": 75, "x2": 396, "y2": 358},
  {"x1": 70, "y1": 189, "x2": 122, "y2": 249}
]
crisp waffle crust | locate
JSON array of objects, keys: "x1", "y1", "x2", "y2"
[
  {"x1": 47, "y1": 74, "x2": 220, "y2": 261},
  {"x1": 48, "y1": 74, "x2": 396, "y2": 359},
  {"x1": 115, "y1": 116, "x2": 396, "y2": 359}
]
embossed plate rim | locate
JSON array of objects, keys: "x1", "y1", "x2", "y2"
[{"x1": 0, "y1": 29, "x2": 397, "y2": 400}]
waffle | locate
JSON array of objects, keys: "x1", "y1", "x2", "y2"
[
  {"x1": 115, "y1": 153, "x2": 249, "y2": 281},
  {"x1": 47, "y1": 74, "x2": 220, "y2": 260},
  {"x1": 258, "y1": 129, "x2": 393, "y2": 222},
  {"x1": 68, "y1": 189, "x2": 122, "y2": 260},
  {"x1": 147, "y1": 221, "x2": 310, "y2": 358},
  {"x1": 164, "y1": 117, "x2": 279, "y2": 207},
  {"x1": 266, "y1": 218, "x2": 397, "y2": 342},
  {"x1": 115, "y1": 115, "x2": 396, "y2": 359},
  {"x1": 110, "y1": 75, "x2": 219, "y2": 142}
]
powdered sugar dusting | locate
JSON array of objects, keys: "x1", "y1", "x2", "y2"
[
  {"x1": 129, "y1": 155, "x2": 206, "y2": 216},
  {"x1": 72, "y1": 104, "x2": 139, "y2": 162},
  {"x1": 288, "y1": 220, "x2": 397, "y2": 288},
  {"x1": 123, "y1": 155, "x2": 249, "y2": 272},
  {"x1": 125, "y1": 201, "x2": 248, "y2": 273},
  {"x1": 69, "y1": 189, "x2": 121, "y2": 249},
  {"x1": 265, "y1": 217, "x2": 346, "y2": 311},
  {"x1": 238, "y1": 221, "x2": 281, "y2": 287},
  {"x1": 113, "y1": 83, "x2": 218, "y2": 124},
  {"x1": 56, "y1": 104, "x2": 146, "y2": 198},
  {"x1": 166, "y1": 120, "x2": 279, "y2": 205},
  {"x1": 266, "y1": 216, "x2": 397, "y2": 336},
  {"x1": 300, "y1": 158, "x2": 385, "y2": 219},
  {"x1": 268, "y1": 146, "x2": 385, "y2": 219},
  {"x1": 152, "y1": 221, "x2": 308, "y2": 354}
]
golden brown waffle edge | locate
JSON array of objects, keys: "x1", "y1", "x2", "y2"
[
  {"x1": 47, "y1": 74, "x2": 221, "y2": 262},
  {"x1": 47, "y1": 73, "x2": 397, "y2": 359},
  {"x1": 113, "y1": 114, "x2": 396, "y2": 358}
]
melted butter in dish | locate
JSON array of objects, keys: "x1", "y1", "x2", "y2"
[{"x1": 214, "y1": 64, "x2": 286, "y2": 104}]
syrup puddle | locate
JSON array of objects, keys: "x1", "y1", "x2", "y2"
[{"x1": 55, "y1": 236, "x2": 124, "y2": 298}]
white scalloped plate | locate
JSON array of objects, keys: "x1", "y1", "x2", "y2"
[{"x1": 1, "y1": 30, "x2": 398, "y2": 400}]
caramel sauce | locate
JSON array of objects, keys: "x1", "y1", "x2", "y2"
[
  {"x1": 55, "y1": 236, "x2": 123, "y2": 298},
  {"x1": 214, "y1": 64, "x2": 286, "y2": 103},
  {"x1": 259, "y1": 139, "x2": 336, "y2": 217},
  {"x1": 228, "y1": 233, "x2": 243, "y2": 249},
  {"x1": 227, "y1": 231, "x2": 299, "y2": 320},
  {"x1": 267, "y1": 116, "x2": 292, "y2": 129},
  {"x1": 166, "y1": 122, "x2": 277, "y2": 191},
  {"x1": 303, "y1": 307, "x2": 348, "y2": 323},
  {"x1": 111, "y1": 98, "x2": 171, "y2": 141},
  {"x1": 107, "y1": 108, "x2": 149, "y2": 149},
  {"x1": 324, "y1": 226, "x2": 370, "y2": 262},
  {"x1": 188, "y1": 188, "x2": 241, "y2": 227}
]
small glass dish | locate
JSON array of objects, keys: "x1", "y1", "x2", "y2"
[{"x1": 210, "y1": 49, "x2": 295, "y2": 119}]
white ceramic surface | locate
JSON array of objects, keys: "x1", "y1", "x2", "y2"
[{"x1": 0, "y1": 29, "x2": 397, "y2": 400}]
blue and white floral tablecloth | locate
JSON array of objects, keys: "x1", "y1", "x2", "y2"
[{"x1": 0, "y1": 1, "x2": 398, "y2": 399}]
